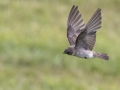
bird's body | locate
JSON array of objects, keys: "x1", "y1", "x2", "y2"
[
  {"x1": 63, "y1": 5, "x2": 109, "y2": 60},
  {"x1": 75, "y1": 48, "x2": 93, "y2": 59}
]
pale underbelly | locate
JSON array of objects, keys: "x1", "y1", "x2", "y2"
[{"x1": 75, "y1": 50, "x2": 93, "y2": 59}]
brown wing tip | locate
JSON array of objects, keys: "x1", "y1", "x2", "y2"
[
  {"x1": 73, "y1": 5, "x2": 77, "y2": 7},
  {"x1": 97, "y1": 8, "x2": 101, "y2": 11},
  {"x1": 72, "y1": 5, "x2": 79, "y2": 9}
]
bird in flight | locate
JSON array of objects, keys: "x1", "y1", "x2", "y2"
[{"x1": 63, "y1": 5, "x2": 109, "y2": 60}]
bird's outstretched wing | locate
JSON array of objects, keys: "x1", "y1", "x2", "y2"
[
  {"x1": 67, "y1": 5, "x2": 85, "y2": 45},
  {"x1": 75, "y1": 8, "x2": 101, "y2": 50}
]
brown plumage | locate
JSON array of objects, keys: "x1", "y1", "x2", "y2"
[{"x1": 63, "y1": 5, "x2": 109, "y2": 60}]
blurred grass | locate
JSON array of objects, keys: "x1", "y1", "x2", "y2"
[{"x1": 0, "y1": 0, "x2": 120, "y2": 90}]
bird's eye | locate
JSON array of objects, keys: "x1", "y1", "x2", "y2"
[
  {"x1": 67, "y1": 52, "x2": 70, "y2": 54},
  {"x1": 67, "y1": 52, "x2": 72, "y2": 55},
  {"x1": 85, "y1": 57, "x2": 87, "y2": 59}
]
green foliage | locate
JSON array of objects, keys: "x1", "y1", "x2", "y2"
[{"x1": 0, "y1": 0, "x2": 120, "y2": 90}]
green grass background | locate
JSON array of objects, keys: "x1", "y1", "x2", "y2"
[{"x1": 0, "y1": 0, "x2": 120, "y2": 90}]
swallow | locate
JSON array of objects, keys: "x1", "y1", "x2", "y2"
[{"x1": 63, "y1": 5, "x2": 109, "y2": 60}]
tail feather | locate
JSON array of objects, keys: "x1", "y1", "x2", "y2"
[{"x1": 94, "y1": 52, "x2": 109, "y2": 60}]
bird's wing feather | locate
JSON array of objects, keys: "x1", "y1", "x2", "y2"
[
  {"x1": 86, "y1": 8, "x2": 101, "y2": 33},
  {"x1": 67, "y1": 5, "x2": 85, "y2": 45},
  {"x1": 75, "y1": 8, "x2": 101, "y2": 50},
  {"x1": 84, "y1": 33, "x2": 96, "y2": 50}
]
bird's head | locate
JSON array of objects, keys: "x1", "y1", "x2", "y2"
[{"x1": 63, "y1": 47, "x2": 75, "y2": 55}]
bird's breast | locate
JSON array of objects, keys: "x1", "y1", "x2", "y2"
[{"x1": 75, "y1": 49, "x2": 93, "y2": 59}]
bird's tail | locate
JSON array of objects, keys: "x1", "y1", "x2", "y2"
[{"x1": 93, "y1": 52, "x2": 109, "y2": 60}]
